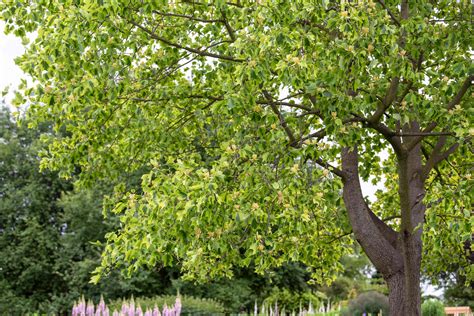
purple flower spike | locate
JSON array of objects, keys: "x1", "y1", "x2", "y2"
[
  {"x1": 98, "y1": 296, "x2": 106, "y2": 312},
  {"x1": 78, "y1": 296, "x2": 87, "y2": 316},
  {"x1": 122, "y1": 302, "x2": 129, "y2": 315},
  {"x1": 113, "y1": 311, "x2": 119, "y2": 316},
  {"x1": 72, "y1": 304, "x2": 78, "y2": 316},
  {"x1": 86, "y1": 300, "x2": 95, "y2": 316},
  {"x1": 175, "y1": 297, "x2": 182, "y2": 316},
  {"x1": 153, "y1": 305, "x2": 161, "y2": 316},
  {"x1": 72, "y1": 297, "x2": 86, "y2": 316},
  {"x1": 136, "y1": 305, "x2": 143, "y2": 316},
  {"x1": 129, "y1": 298, "x2": 135, "y2": 316}
]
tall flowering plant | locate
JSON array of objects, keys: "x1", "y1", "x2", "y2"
[{"x1": 72, "y1": 296, "x2": 182, "y2": 316}]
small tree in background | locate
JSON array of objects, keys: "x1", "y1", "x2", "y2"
[
  {"x1": 342, "y1": 291, "x2": 389, "y2": 316},
  {"x1": 421, "y1": 299, "x2": 445, "y2": 316}
]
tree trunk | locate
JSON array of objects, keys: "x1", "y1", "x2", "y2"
[
  {"x1": 385, "y1": 253, "x2": 422, "y2": 315},
  {"x1": 341, "y1": 145, "x2": 424, "y2": 315},
  {"x1": 386, "y1": 272, "x2": 405, "y2": 316},
  {"x1": 400, "y1": 234, "x2": 422, "y2": 315}
]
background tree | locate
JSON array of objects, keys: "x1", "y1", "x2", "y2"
[
  {"x1": 0, "y1": 105, "x2": 71, "y2": 314},
  {"x1": 56, "y1": 184, "x2": 177, "y2": 311},
  {"x1": 436, "y1": 264, "x2": 474, "y2": 308},
  {"x1": 0, "y1": 104, "x2": 173, "y2": 313},
  {"x1": 1, "y1": 1, "x2": 472, "y2": 315}
]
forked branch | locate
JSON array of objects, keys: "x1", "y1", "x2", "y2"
[{"x1": 341, "y1": 147, "x2": 403, "y2": 276}]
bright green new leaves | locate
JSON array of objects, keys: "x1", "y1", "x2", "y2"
[
  {"x1": 1, "y1": 0, "x2": 472, "y2": 283},
  {"x1": 102, "y1": 140, "x2": 350, "y2": 282}
]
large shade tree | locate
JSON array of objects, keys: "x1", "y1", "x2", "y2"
[{"x1": 1, "y1": 1, "x2": 472, "y2": 314}]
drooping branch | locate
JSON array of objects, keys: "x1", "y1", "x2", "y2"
[
  {"x1": 296, "y1": 19, "x2": 339, "y2": 39},
  {"x1": 181, "y1": 0, "x2": 244, "y2": 8},
  {"x1": 127, "y1": 18, "x2": 244, "y2": 62},
  {"x1": 256, "y1": 100, "x2": 313, "y2": 112},
  {"x1": 313, "y1": 157, "x2": 345, "y2": 179},
  {"x1": 296, "y1": 128, "x2": 326, "y2": 145}
]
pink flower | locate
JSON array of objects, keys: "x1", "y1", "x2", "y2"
[
  {"x1": 174, "y1": 297, "x2": 182, "y2": 316},
  {"x1": 152, "y1": 305, "x2": 161, "y2": 316}
]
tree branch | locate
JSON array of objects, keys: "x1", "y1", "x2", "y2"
[
  {"x1": 368, "y1": 209, "x2": 399, "y2": 250},
  {"x1": 353, "y1": 114, "x2": 404, "y2": 155},
  {"x1": 263, "y1": 90, "x2": 296, "y2": 145},
  {"x1": 220, "y1": 10, "x2": 237, "y2": 42},
  {"x1": 369, "y1": 77, "x2": 400, "y2": 124},
  {"x1": 256, "y1": 100, "x2": 313, "y2": 112},
  {"x1": 447, "y1": 75, "x2": 473, "y2": 110},
  {"x1": 395, "y1": 131, "x2": 455, "y2": 137},
  {"x1": 152, "y1": 10, "x2": 222, "y2": 23},
  {"x1": 313, "y1": 157, "x2": 345, "y2": 179},
  {"x1": 422, "y1": 143, "x2": 459, "y2": 181},
  {"x1": 328, "y1": 215, "x2": 400, "y2": 244},
  {"x1": 376, "y1": 0, "x2": 401, "y2": 27},
  {"x1": 127, "y1": 18, "x2": 244, "y2": 62},
  {"x1": 406, "y1": 75, "x2": 472, "y2": 151}
]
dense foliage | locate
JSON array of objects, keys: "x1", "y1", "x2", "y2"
[{"x1": 1, "y1": 0, "x2": 472, "y2": 314}]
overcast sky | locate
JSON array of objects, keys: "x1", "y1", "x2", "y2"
[{"x1": 0, "y1": 22, "x2": 26, "y2": 105}]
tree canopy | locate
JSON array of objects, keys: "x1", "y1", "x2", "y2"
[{"x1": 1, "y1": 1, "x2": 472, "y2": 313}]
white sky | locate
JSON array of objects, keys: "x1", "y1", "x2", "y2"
[
  {"x1": 0, "y1": 20, "x2": 443, "y2": 298},
  {"x1": 0, "y1": 22, "x2": 25, "y2": 106}
]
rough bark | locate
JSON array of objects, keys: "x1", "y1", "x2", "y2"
[
  {"x1": 386, "y1": 272, "x2": 406, "y2": 316},
  {"x1": 341, "y1": 147, "x2": 403, "y2": 278},
  {"x1": 398, "y1": 123, "x2": 425, "y2": 315},
  {"x1": 341, "y1": 143, "x2": 424, "y2": 315}
]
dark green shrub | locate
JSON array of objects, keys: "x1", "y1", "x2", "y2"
[
  {"x1": 108, "y1": 295, "x2": 225, "y2": 315},
  {"x1": 421, "y1": 299, "x2": 445, "y2": 316},
  {"x1": 342, "y1": 291, "x2": 389, "y2": 316}
]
